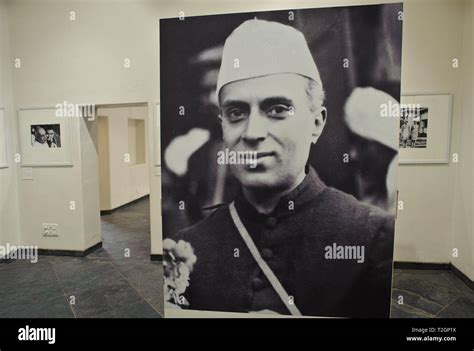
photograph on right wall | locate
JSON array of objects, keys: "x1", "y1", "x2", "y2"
[
  {"x1": 398, "y1": 93, "x2": 452, "y2": 164},
  {"x1": 399, "y1": 106, "x2": 428, "y2": 149}
]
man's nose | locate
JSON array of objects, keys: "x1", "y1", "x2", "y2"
[{"x1": 242, "y1": 110, "x2": 267, "y2": 143}]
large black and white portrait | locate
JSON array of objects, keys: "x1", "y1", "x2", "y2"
[{"x1": 160, "y1": 4, "x2": 402, "y2": 318}]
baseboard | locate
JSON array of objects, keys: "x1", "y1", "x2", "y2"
[
  {"x1": 0, "y1": 242, "x2": 103, "y2": 264},
  {"x1": 100, "y1": 194, "x2": 150, "y2": 216},
  {"x1": 395, "y1": 261, "x2": 474, "y2": 289},
  {"x1": 394, "y1": 261, "x2": 451, "y2": 270},
  {"x1": 451, "y1": 264, "x2": 474, "y2": 290},
  {"x1": 0, "y1": 248, "x2": 36, "y2": 263},
  {"x1": 150, "y1": 254, "x2": 163, "y2": 262},
  {"x1": 38, "y1": 242, "x2": 103, "y2": 257}
]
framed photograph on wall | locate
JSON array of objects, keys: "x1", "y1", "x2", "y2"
[
  {"x1": 18, "y1": 107, "x2": 73, "y2": 167},
  {"x1": 0, "y1": 108, "x2": 8, "y2": 168},
  {"x1": 399, "y1": 93, "x2": 452, "y2": 164}
]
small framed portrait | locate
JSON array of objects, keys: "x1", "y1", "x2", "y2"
[
  {"x1": 30, "y1": 124, "x2": 62, "y2": 148},
  {"x1": 18, "y1": 107, "x2": 73, "y2": 167}
]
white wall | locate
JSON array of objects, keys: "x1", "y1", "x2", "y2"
[
  {"x1": 80, "y1": 117, "x2": 101, "y2": 249},
  {"x1": 97, "y1": 104, "x2": 150, "y2": 211},
  {"x1": 396, "y1": 0, "x2": 472, "y2": 265},
  {"x1": 98, "y1": 116, "x2": 111, "y2": 210},
  {"x1": 451, "y1": 0, "x2": 473, "y2": 280},
  {"x1": 3, "y1": 0, "x2": 472, "y2": 280},
  {"x1": 0, "y1": 0, "x2": 21, "y2": 253},
  {"x1": 8, "y1": 0, "x2": 161, "y2": 251}
]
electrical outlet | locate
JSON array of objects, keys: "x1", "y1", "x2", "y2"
[{"x1": 42, "y1": 223, "x2": 58, "y2": 237}]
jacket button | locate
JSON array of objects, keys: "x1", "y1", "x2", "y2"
[
  {"x1": 265, "y1": 217, "x2": 277, "y2": 228},
  {"x1": 251, "y1": 277, "x2": 265, "y2": 290},
  {"x1": 261, "y1": 248, "x2": 273, "y2": 259}
]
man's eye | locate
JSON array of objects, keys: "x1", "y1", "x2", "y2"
[
  {"x1": 267, "y1": 105, "x2": 292, "y2": 118},
  {"x1": 226, "y1": 109, "x2": 247, "y2": 122}
]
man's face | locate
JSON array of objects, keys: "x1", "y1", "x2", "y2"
[
  {"x1": 36, "y1": 128, "x2": 46, "y2": 144},
  {"x1": 219, "y1": 73, "x2": 325, "y2": 191},
  {"x1": 46, "y1": 129, "x2": 54, "y2": 142}
]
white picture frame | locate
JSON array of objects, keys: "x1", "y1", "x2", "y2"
[
  {"x1": 0, "y1": 108, "x2": 7, "y2": 169},
  {"x1": 18, "y1": 107, "x2": 73, "y2": 167},
  {"x1": 398, "y1": 93, "x2": 453, "y2": 164}
]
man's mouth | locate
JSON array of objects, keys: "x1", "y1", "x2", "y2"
[
  {"x1": 246, "y1": 151, "x2": 276, "y2": 169},
  {"x1": 255, "y1": 151, "x2": 276, "y2": 159}
]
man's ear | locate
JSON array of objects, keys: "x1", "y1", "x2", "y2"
[
  {"x1": 218, "y1": 114, "x2": 223, "y2": 124},
  {"x1": 320, "y1": 107, "x2": 327, "y2": 124},
  {"x1": 311, "y1": 107, "x2": 327, "y2": 144}
]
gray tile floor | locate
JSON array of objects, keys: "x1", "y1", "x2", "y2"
[
  {"x1": 1, "y1": 197, "x2": 473, "y2": 318},
  {"x1": 391, "y1": 268, "x2": 474, "y2": 318},
  {"x1": 0, "y1": 198, "x2": 163, "y2": 318}
]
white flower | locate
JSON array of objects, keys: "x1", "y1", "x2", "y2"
[
  {"x1": 174, "y1": 240, "x2": 193, "y2": 259},
  {"x1": 163, "y1": 238, "x2": 177, "y2": 251},
  {"x1": 162, "y1": 239, "x2": 196, "y2": 307}
]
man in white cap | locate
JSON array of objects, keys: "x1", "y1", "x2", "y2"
[
  {"x1": 174, "y1": 19, "x2": 395, "y2": 317},
  {"x1": 344, "y1": 87, "x2": 399, "y2": 213}
]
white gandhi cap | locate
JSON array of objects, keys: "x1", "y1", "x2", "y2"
[
  {"x1": 216, "y1": 19, "x2": 322, "y2": 100},
  {"x1": 344, "y1": 87, "x2": 400, "y2": 151}
]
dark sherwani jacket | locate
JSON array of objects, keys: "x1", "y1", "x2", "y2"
[{"x1": 174, "y1": 167, "x2": 395, "y2": 317}]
